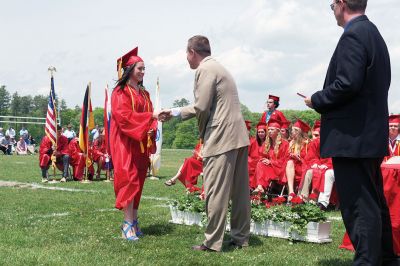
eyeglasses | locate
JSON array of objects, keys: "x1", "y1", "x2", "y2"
[
  {"x1": 330, "y1": 0, "x2": 339, "y2": 11},
  {"x1": 330, "y1": 0, "x2": 346, "y2": 11}
]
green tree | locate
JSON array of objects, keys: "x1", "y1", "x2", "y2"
[
  {"x1": 0, "y1": 85, "x2": 11, "y2": 115},
  {"x1": 32, "y1": 95, "x2": 48, "y2": 117},
  {"x1": 93, "y1": 107, "x2": 104, "y2": 126},
  {"x1": 162, "y1": 118, "x2": 180, "y2": 148},
  {"x1": 173, "y1": 98, "x2": 190, "y2": 107},
  {"x1": 172, "y1": 119, "x2": 198, "y2": 149},
  {"x1": 20, "y1": 95, "x2": 34, "y2": 115},
  {"x1": 10, "y1": 92, "x2": 22, "y2": 116},
  {"x1": 281, "y1": 109, "x2": 320, "y2": 126}
]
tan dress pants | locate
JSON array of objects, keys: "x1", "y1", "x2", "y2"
[{"x1": 202, "y1": 146, "x2": 251, "y2": 251}]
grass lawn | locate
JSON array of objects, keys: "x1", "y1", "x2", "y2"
[{"x1": 0, "y1": 149, "x2": 353, "y2": 265}]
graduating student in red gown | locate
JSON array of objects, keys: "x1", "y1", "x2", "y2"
[
  {"x1": 280, "y1": 119, "x2": 291, "y2": 140},
  {"x1": 248, "y1": 122, "x2": 267, "y2": 189},
  {"x1": 68, "y1": 136, "x2": 94, "y2": 181},
  {"x1": 110, "y1": 47, "x2": 159, "y2": 241},
  {"x1": 39, "y1": 125, "x2": 70, "y2": 182},
  {"x1": 253, "y1": 118, "x2": 289, "y2": 193},
  {"x1": 341, "y1": 115, "x2": 400, "y2": 255},
  {"x1": 259, "y1": 95, "x2": 287, "y2": 124},
  {"x1": 284, "y1": 119, "x2": 310, "y2": 201},
  {"x1": 164, "y1": 141, "x2": 203, "y2": 189},
  {"x1": 298, "y1": 121, "x2": 336, "y2": 209},
  {"x1": 92, "y1": 128, "x2": 108, "y2": 178}
]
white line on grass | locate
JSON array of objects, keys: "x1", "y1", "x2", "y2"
[{"x1": 0, "y1": 180, "x2": 99, "y2": 193}]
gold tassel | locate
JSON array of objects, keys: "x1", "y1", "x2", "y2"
[
  {"x1": 140, "y1": 141, "x2": 145, "y2": 153},
  {"x1": 118, "y1": 59, "x2": 123, "y2": 80},
  {"x1": 147, "y1": 135, "x2": 152, "y2": 148}
]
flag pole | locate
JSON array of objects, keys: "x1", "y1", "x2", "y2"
[
  {"x1": 104, "y1": 84, "x2": 111, "y2": 183},
  {"x1": 48, "y1": 66, "x2": 58, "y2": 181}
]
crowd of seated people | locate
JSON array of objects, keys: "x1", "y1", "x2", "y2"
[
  {"x1": 0, "y1": 126, "x2": 36, "y2": 155},
  {"x1": 39, "y1": 125, "x2": 112, "y2": 183}
]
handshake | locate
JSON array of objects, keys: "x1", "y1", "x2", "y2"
[{"x1": 152, "y1": 109, "x2": 175, "y2": 122}]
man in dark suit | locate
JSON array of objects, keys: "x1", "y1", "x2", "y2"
[{"x1": 305, "y1": 0, "x2": 398, "y2": 265}]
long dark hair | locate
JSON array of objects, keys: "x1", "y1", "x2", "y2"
[
  {"x1": 114, "y1": 63, "x2": 144, "y2": 90},
  {"x1": 256, "y1": 128, "x2": 266, "y2": 146}
]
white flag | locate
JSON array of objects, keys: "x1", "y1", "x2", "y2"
[{"x1": 150, "y1": 77, "x2": 162, "y2": 176}]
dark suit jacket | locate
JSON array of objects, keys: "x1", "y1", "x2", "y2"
[{"x1": 311, "y1": 15, "x2": 391, "y2": 158}]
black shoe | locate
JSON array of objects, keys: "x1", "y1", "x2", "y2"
[
  {"x1": 317, "y1": 202, "x2": 327, "y2": 211},
  {"x1": 228, "y1": 241, "x2": 243, "y2": 249},
  {"x1": 192, "y1": 244, "x2": 216, "y2": 252}
]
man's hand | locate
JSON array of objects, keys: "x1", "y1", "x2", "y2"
[
  {"x1": 153, "y1": 110, "x2": 172, "y2": 122},
  {"x1": 305, "y1": 97, "x2": 313, "y2": 109}
]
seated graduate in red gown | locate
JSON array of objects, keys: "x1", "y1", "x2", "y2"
[
  {"x1": 68, "y1": 135, "x2": 94, "y2": 181},
  {"x1": 340, "y1": 114, "x2": 400, "y2": 255},
  {"x1": 280, "y1": 119, "x2": 291, "y2": 140},
  {"x1": 259, "y1": 95, "x2": 287, "y2": 124},
  {"x1": 164, "y1": 140, "x2": 203, "y2": 190},
  {"x1": 91, "y1": 127, "x2": 110, "y2": 179},
  {"x1": 253, "y1": 118, "x2": 289, "y2": 193},
  {"x1": 283, "y1": 119, "x2": 310, "y2": 202},
  {"x1": 110, "y1": 47, "x2": 158, "y2": 241},
  {"x1": 298, "y1": 120, "x2": 335, "y2": 209},
  {"x1": 248, "y1": 122, "x2": 267, "y2": 190},
  {"x1": 39, "y1": 125, "x2": 70, "y2": 183}
]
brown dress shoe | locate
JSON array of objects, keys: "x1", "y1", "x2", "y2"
[{"x1": 192, "y1": 244, "x2": 216, "y2": 252}]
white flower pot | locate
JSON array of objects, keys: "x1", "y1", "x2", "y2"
[
  {"x1": 169, "y1": 205, "x2": 178, "y2": 223},
  {"x1": 176, "y1": 210, "x2": 185, "y2": 224},
  {"x1": 191, "y1": 212, "x2": 203, "y2": 226},
  {"x1": 305, "y1": 221, "x2": 331, "y2": 243},
  {"x1": 267, "y1": 221, "x2": 287, "y2": 238},
  {"x1": 252, "y1": 221, "x2": 267, "y2": 236},
  {"x1": 264, "y1": 220, "x2": 332, "y2": 243}
]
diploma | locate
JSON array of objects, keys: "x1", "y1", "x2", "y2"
[{"x1": 297, "y1": 92, "x2": 306, "y2": 98}]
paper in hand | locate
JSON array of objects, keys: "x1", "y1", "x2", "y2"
[{"x1": 297, "y1": 92, "x2": 306, "y2": 98}]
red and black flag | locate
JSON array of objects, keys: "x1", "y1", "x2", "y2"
[{"x1": 79, "y1": 83, "x2": 95, "y2": 154}]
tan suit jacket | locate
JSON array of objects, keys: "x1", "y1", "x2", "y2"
[{"x1": 181, "y1": 56, "x2": 249, "y2": 158}]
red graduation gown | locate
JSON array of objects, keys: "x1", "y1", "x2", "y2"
[
  {"x1": 39, "y1": 135, "x2": 69, "y2": 171},
  {"x1": 300, "y1": 138, "x2": 333, "y2": 193},
  {"x1": 281, "y1": 141, "x2": 309, "y2": 185},
  {"x1": 92, "y1": 137, "x2": 107, "y2": 169},
  {"x1": 259, "y1": 109, "x2": 287, "y2": 123},
  {"x1": 248, "y1": 137, "x2": 264, "y2": 189},
  {"x1": 255, "y1": 139, "x2": 289, "y2": 188},
  {"x1": 178, "y1": 142, "x2": 203, "y2": 188},
  {"x1": 110, "y1": 85, "x2": 157, "y2": 210},
  {"x1": 68, "y1": 138, "x2": 94, "y2": 180}
]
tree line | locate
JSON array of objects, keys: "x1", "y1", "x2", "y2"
[{"x1": 0, "y1": 85, "x2": 320, "y2": 148}]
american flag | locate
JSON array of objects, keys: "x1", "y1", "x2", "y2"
[{"x1": 45, "y1": 76, "x2": 57, "y2": 145}]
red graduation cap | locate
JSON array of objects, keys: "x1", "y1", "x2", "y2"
[
  {"x1": 389, "y1": 114, "x2": 400, "y2": 124},
  {"x1": 281, "y1": 120, "x2": 291, "y2": 129},
  {"x1": 268, "y1": 94, "x2": 280, "y2": 102},
  {"x1": 256, "y1": 122, "x2": 267, "y2": 130},
  {"x1": 312, "y1": 120, "x2": 321, "y2": 131},
  {"x1": 268, "y1": 118, "x2": 282, "y2": 129},
  {"x1": 293, "y1": 119, "x2": 311, "y2": 133},
  {"x1": 117, "y1": 46, "x2": 144, "y2": 78},
  {"x1": 245, "y1": 120, "x2": 252, "y2": 131}
]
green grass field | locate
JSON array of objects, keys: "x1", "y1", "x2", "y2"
[{"x1": 0, "y1": 150, "x2": 353, "y2": 265}]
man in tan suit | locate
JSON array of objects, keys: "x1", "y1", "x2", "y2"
[{"x1": 167, "y1": 35, "x2": 251, "y2": 252}]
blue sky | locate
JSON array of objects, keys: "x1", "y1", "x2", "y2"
[{"x1": 1, "y1": 0, "x2": 399, "y2": 113}]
